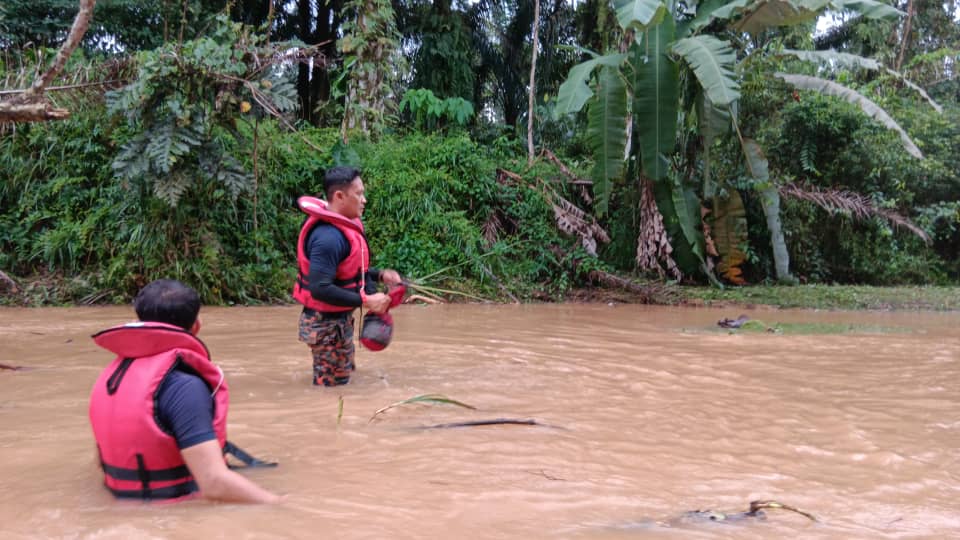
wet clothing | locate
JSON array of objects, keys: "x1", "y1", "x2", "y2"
[
  {"x1": 303, "y1": 224, "x2": 381, "y2": 306},
  {"x1": 298, "y1": 309, "x2": 356, "y2": 386},
  {"x1": 293, "y1": 197, "x2": 385, "y2": 386},
  {"x1": 293, "y1": 196, "x2": 371, "y2": 312},
  {"x1": 89, "y1": 322, "x2": 228, "y2": 501},
  {"x1": 157, "y1": 371, "x2": 217, "y2": 450}
]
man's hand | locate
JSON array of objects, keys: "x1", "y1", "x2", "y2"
[
  {"x1": 379, "y1": 269, "x2": 402, "y2": 287},
  {"x1": 181, "y1": 440, "x2": 282, "y2": 504},
  {"x1": 363, "y1": 292, "x2": 392, "y2": 314}
]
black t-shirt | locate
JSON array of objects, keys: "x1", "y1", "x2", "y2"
[
  {"x1": 304, "y1": 223, "x2": 379, "y2": 307},
  {"x1": 156, "y1": 370, "x2": 216, "y2": 449}
]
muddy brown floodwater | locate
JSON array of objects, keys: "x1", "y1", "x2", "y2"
[{"x1": 0, "y1": 304, "x2": 958, "y2": 539}]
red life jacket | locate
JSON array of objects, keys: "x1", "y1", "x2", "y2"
[
  {"x1": 292, "y1": 196, "x2": 369, "y2": 312},
  {"x1": 89, "y1": 322, "x2": 229, "y2": 501}
]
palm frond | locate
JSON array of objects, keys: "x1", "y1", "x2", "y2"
[
  {"x1": 551, "y1": 196, "x2": 611, "y2": 256},
  {"x1": 779, "y1": 183, "x2": 931, "y2": 243},
  {"x1": 369, "y1": 394, "x2": 477, "y2": 423}
]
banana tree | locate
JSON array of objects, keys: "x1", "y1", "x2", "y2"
[{"x1": 555, "y1": 0, "x2": 923, "y2": 283}]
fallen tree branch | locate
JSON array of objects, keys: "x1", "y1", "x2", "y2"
[
  {"x1": 587, "y1": 269, "x2": 679, "y2": 304},
  {"x1": 0, "y1": 101, "x2": 71, "y2": 122},
  {"x1": 28, "y1": 0, "x2": 97, "y2": 97},
  {"x1": 0, "y1": 0, "x2": 96, "y2": 123},
  {"x1": 0, "y1": 79, "x2": 128, "y2": 96},
  {"x1": 541, "y1": 148, "x2": 592, "y2": 185},
  {"x1": 405, "y1": 294, "x2": 441, "y2": 305},
  {"x1": 415, "y1": 418, "x2": 564, "y2": 430}
]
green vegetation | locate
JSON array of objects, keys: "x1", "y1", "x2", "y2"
[
  {"x1": 682, "y1": 285, "x2": 960, "y2": 311},
  {"x1": 1, "y1": 1, "x2": 957, "y2": 308}
]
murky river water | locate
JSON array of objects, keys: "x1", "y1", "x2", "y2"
[{"x1": 0, "y1": 304, "x2": 958, "y2": 539}]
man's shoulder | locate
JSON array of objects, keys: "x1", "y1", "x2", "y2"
[
  {"x1": 158, "y1": 369, "x2": 211, "y2": 400},
  {"x1": 307, "y1": 222, "x2": 349, "y2": 247}
]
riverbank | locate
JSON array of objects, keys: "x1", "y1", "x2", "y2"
[
  {"x1": 676, "y1": 284, "x2": 960, "y2": 311},
  {"x1": 3, "y1": 269, "x2": 959, "y2": 311}
]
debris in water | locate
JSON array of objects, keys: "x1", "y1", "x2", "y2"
[{"x1": 718, "y1": 314, "x2": 750, "y2": 329}]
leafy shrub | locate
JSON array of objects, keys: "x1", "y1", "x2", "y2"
[{"x1": 399, "y1": 88, "x2": 475, "y2": 132}]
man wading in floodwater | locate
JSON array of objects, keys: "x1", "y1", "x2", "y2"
[
  {"x1": 292, "y1": 166, "x2": 402, "y2": 386},
  {"x1": 89, "y1": 279, "x2": 281, "y2": 503}
]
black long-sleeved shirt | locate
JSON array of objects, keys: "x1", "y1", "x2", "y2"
[{"x1": 304, "y1": 223, "x2": 380, "y2": 308}]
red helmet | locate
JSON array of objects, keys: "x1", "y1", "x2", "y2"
[
  {"x1": 359, "y1": 283, "x2": 405, "y2": 351},
  {"x1": 360, "y1": 312, "x2": 394, "y2": 351}
]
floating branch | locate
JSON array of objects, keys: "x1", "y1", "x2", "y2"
[
  {"x1": 405, "y1": 294, "x2": 441, "y2": 305},
  {"x1": 404, "y1": 282, "x2": 490, "y2": 303},
  {"x1": 369, "y1": 393, "x2": 476, "y2": 423},
  {"x1": 748, "y1": 500, "x2": 818, "y2": 522},
  {"x1": 415, "y1": 418, "x2": 564, "y2": 430}
]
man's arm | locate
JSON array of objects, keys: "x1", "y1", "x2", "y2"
[
  {"x1": 158, "y1": 372, "x2": 281, "y2": 504},
  {"x1": 181, "y1": 441, "x2": 281, "y2": 504},
  {"x1": 306, "y1": 225, "x2": 363, "y2": 307},
  {"x1": 306, "y1": 225, "x2": 393, "y2": 313}
]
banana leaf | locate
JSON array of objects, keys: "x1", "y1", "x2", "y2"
[
  {"x1": 710, "y1": 188, "x2": 748, "y2": 284},
  {"x1": 774, "y1": 72, "x2": 923, "y2": 159},
  {"x1": 555, "y1": 53, "x2": 627, "y2": 116},
  {"x1": 651, "y1": 176, "x2": 706, "y2": 276},
  {"x1": 780, "y1": 49, "x2": 943, "y2": 113},
  {"x1": 742, "y1": 138, "x2": 793, "y2": 282},
  {"x1": 588, "y1": 65, "x2": 629, "y2": 216},
  {"x1": 631, "y1": 18, "x2": 679, "y2": 182},
  {"x1": 614, "y1": 0, "x2": 668, "y2": 31},
  {"x1": 672, "y1": 35, "x2": 740, "y2": 109}
]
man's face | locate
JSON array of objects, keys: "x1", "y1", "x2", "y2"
[{"x1": 337, "y1": 176, "x2": 366, "y2": 219}]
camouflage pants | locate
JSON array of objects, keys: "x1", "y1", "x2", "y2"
[{"x1": 298, "y1": 309, "x2": 355, "y2": 386}]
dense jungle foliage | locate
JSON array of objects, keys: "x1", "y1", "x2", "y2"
[{"x1": 0, "y1": 0, "x2": 957, "y2": 305}]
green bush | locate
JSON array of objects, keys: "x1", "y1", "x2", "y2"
[{"x1": 0, "y1": 117, "x2": 587, "y2": 304}]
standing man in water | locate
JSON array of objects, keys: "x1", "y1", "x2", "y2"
[
  {"x1": 293, "y1": 166, "x2": 401, "y2": 386},
  {"x1": 89, "y1": 279, "x2": 281, "y2": 503}
]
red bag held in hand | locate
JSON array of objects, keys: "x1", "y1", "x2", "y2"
[{"x1": 360, "y1": 284, "x2": 405, "y2": 351}]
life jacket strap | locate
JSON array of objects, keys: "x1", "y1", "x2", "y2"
[
  {"x1": 100, "y1": 459, "x2": 191, "y2": 482},
  {"x1": 297, "y1": 274, "x2": 362, "y2": 291},
  {"x1": 224, "y1": 440, "x2": 278, "y2": 469},
  {"x1": 107, "y1": 481, "x2": 198, "y2": 500}
]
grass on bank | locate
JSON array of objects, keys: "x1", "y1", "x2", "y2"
[{"x1": 679, "y1": 284, "x2": 960, "y2": 311}]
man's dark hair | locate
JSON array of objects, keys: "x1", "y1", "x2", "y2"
[
  {"x1": 133, "y1": 279, "x2": 201, "y2": 331},
  {"x1": 323, "y1": 166, "x2": 361, "y2": 200}
]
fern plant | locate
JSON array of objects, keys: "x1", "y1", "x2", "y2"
[{"x1": 106, "y1": 15, "x2": 298, "y2": 207}]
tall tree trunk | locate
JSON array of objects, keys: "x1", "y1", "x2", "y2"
[
  {"x1": 527, "y1": 0, "x2": 540, "y2": 165},
  {"x1": 894, "y1": 0, "x2": 916, "y2": 72},
  {"x1": 297, "y1": 0, "x2": 315, "y2": 124}
]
